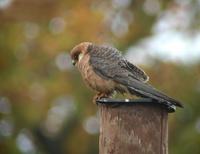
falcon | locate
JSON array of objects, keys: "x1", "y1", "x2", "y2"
[{"x1": 70, "y1": 42, "x2": 183, "y2": 107}]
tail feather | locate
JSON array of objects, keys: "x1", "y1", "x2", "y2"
[
  {"x1": 115, "y1": 75, "x2": 183, "y2": 108},
  {"x1": 127, "y1": 86, "x2": 183, "y2": 108}
]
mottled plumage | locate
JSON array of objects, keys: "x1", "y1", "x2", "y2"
[{"x1": 70, "y1": 42, "x2": 183, "y2": 107}]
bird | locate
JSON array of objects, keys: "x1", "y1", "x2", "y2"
[{"x1": 70, "y1": 42, "x2": 183, "y2": 108}]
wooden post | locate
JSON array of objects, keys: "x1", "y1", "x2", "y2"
[{"x1": 98, "y1": 99, "x2": 171, "y2": 154}]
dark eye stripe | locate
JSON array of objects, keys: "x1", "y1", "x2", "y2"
[{"x1": 75, "y1": 54, "x2": 79, "y2": 60}]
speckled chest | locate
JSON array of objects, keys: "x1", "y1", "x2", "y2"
[{"x1": 77, "y1": 54, "x2": 115, "y2": 93}]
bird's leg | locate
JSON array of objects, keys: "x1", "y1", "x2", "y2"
[
  {"x1": 93, "y1": 92, "x2": 121, "y2": 108},
  {"x1": 93, "y1": 92, "x2": 110, "y2": 104}
]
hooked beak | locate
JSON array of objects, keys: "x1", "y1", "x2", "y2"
[{"x1": 72, "y1": 60, "x2": 76, "y2": 66}]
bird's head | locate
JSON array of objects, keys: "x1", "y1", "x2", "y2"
[{"x1": 70, "y1": 42, "x2": 92, "y2": 66}]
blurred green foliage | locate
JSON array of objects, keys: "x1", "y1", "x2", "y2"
[{"x1": 0, "y1": 0, "x2": 200, "y2": 154}]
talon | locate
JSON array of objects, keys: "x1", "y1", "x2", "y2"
[{"x1": 93, "y1": 92, "x2": 111, "y2": 104}]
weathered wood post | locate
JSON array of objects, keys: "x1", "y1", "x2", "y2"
[{"x1": 97, "y1": 98, "x2": 175, "y2": 154}]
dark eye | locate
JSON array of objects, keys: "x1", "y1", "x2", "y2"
[{"x1": 74, "y1": 54, "x2": 79, "y2": 60}]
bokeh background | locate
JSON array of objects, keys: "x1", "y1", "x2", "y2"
[{"x1": 0, "y1": 0, "x2": 200, "y2": 153}]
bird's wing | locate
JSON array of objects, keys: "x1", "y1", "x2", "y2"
[
  {"x1": 88, "y1": 45, "x2": 149, "y2": 82},
  {"x1": 88, "y1": 44, "x2": 183, "y2": 107},
  {"x1": 124, "y1": 60, "x2": 149, "y2": 82}
]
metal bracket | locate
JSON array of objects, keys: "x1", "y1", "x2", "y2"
[{"x1": 96, "y1": 98, "x2": 176, "y2": 113}]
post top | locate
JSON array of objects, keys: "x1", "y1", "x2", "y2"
[{"x1": 96, "y1": 98, "x2": 176, "y2": 113}]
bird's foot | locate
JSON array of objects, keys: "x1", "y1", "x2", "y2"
[{"x1": 93, "y1": 93, "x2": 110, "y2": 105}]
